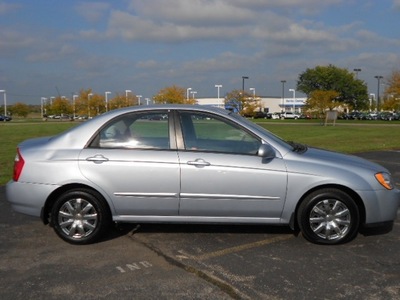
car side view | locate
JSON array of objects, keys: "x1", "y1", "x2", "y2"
[{"x1": 6, "y1": 105, "x2": 400, "y2": 245}]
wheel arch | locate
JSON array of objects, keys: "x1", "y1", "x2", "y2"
[
  {"x1": 41, "y1": 183, "x2": 112, "y2": 225},
  {"x1": 290, "y1": 184, "x2": 366, "y2": 231}
]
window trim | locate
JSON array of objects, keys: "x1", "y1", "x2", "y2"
[
  {"x1": 87, "y1": 110, "x2": 175, "y2": 150},
  {"x1": 175, "y1": 110, "x2": 262, "y2": 155}
]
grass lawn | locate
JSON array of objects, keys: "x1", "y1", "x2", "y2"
[
  {"x1": 258, "y1": 121, "x2": 400, "y2": 153},
  {"x1": 1, "y1": 119, "x2": 399, "y2": 185},
  {"x1": 0, "y1": 121, "x2": 78, "y2": 185}
]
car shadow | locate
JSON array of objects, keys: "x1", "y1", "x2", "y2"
[{"x1": 111, "y1": 222, "x2": 297, "y2": 236}]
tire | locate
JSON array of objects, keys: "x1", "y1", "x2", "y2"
[
  {"x1": 51, "y1": 189, "x2": 111, "y2": 245},
  {"x1": 297, "y1": 188, "x2": 359, "y2": 245}
]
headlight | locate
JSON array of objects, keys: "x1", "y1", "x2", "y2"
[{"x1": 375, "y1": 172, "x2": 394, "y2": 190}]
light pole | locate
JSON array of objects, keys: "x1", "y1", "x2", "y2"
[
  {"x1": 289, "y1": 89, "x2": 296, "y2": 112},
  {"x1": 0, "y1": 90, "x2": 6, "y2": 118},
  {"x1": 374, "y1": 75, "x2": 383, "y2": 111},
  {"x1": 281, "y1": 80, "x2": 286, "y2": 112},
  {"x1": 88, "y1": 93, "x2": 93, "y2": 118},
  {"x1": 186, "y1": 88, "x2": 192, "y2": 103},
  {"x1": 242, "y1": 76, "x2": 249, "y2": 92},
  {"x1": 125, "y1": 90, "x2": 131, "y2": 106},
  {"x1": 249, "y1": 88, "x2": 255, "y2": 100},
  {"x1": 105, "y1": 91, "x2": 111, "y2": 112},
  {"x1": 40, "y1": 97, "x2": 47, "y2": 119},
  {"x1": 215, "y1": 84, "x2": 222, "y2": 107},
  {"x1": 369, "y1": 93, "x2": 375, "y2": 112},
  {"x1": 190, "y1": 91, "x2": 197, "y2": 100},
  {"x1": 136, "y1": 95, "x2": 142, "y2": 106},
  {"x1": 72, "y1": 95, "x2": 78, "y2": 119},
  {"x1": 354, "y1": 68, "x2": 361, "y2": 79}
]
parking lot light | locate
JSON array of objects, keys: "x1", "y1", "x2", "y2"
[
  {"x1": 0, "y1": 90, "x2": 6, "y2": 118},
  {"x1": 289, "y1": 89, "x2": 296, "y2": 112},
  {"x1": 215, "y1": 85, "x2": 222, "y2": 108},
  {"x1": 374, "y1": 76, "x2": 383, "y2": 111},
  {"x1": 186, "y1": 88, "x2": 192, "y2": 103}
]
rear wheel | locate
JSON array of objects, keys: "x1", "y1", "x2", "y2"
[
  {"x1": 51, "y1": 189, "x2": 111, "y2": 244},
  {"x1": 297, "y1": 188, "x2": 359, "y2": 244}
]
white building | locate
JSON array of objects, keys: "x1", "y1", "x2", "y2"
[{"x1": 196, "y1": 96, "x2": 307, "y2": 113}]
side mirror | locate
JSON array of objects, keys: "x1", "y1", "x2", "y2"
[{"x1": 257, "y1": 144, "x2": 275, "y2": 159}]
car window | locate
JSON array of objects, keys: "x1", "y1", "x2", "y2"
[
  {"x1": 94, "y1": 112, "x2": 170, "y2": 149},
  {"x1": 179, "y1": 111, "x2": 261, "y2": 155}
]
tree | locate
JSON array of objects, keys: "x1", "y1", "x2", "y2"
[
  {"x1": 381, "y1": 96, "x2": 400, "y2": 111},
  {"x1": 75, "y1": 89, "x2": 92, "y2": 117},
  {"x1": 51, "y1": 97, "x2": 73, "y2": 116},
  {"x1": 224, "y1": 89, "x2": 256, "y2": 115},
  {"x1": 297, "y1": 64, "x2": 369, "y2": 110},
  {"x1": 383, "y1": 69, "x2": 400, "y2": 111},
  {"x1": 89, "y1": 93, "x2": 106, "y2": 116},
  {"x1": 109, "y1": 93, "x2": 130, "y2": 110},
  {"x1": 153, "y1": 85, "x2": 196, "y2": 104},
  {"x1": 9, "y1": 102, "x2": 30, "y2": 118},
  {"x1": 74, "y1": 89, "x2": 107, "y2": 117},
  {"x1": 306, "y1": 90, "x2": 340, "y2": 113}
]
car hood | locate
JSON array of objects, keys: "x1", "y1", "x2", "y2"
[{"x1": 299, "y1": 147, "x2": 388, "y2": 173}]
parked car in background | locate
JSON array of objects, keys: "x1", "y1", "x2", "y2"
[
  {"x1": 6, "y1": 105, "x2": 399, "y2": 245},
  {"x1": 253, "y1": 111, "x2": 268, "y2": 119},
  {"x1": 267, "y1": 112, "x2": 281, "y2": 119},
  {"x1": 299, "y1": 114, "x2": 312, "y2": 119},
  {"x1": 341, "y1": 112, "x2": 361, "y2": 120},
  {"x1": 368, "y1": 113, "x2": 378, "y2": 120},
  {"x1": 0, "y1": 115, "x2": 12, "y2": 121},
  {"x1": 280, "y1": 112, "x2": 300, "y2": 119},
  {"x1": 378, "y1": 112, "x2": 399, "y2": 121}
]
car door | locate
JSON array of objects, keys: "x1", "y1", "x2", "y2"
[
  {"x1": 79, "y1": 110, "x2": 180, "y2": 216},
  {"x1": 177, "y1": 111, "x2": 288, "y2": 219}
]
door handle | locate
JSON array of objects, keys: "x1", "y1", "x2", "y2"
[
  {"x1": 86, "y1": 154, "x2": 109, "y2": 163},
  {"x1": 187, "y1": 159, "x2": 210, "y2": 167}
]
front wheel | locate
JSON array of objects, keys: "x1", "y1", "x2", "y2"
[
  {"x1": 51, "y1": 189, "x2": 111, "y2": 245},
  {"x1": 297, "y1": 188, "x2": 359, "y2": 245}
]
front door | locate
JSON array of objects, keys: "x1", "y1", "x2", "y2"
[{"x1": 177, "y1": 111, "x2": 287, "y2": 219}]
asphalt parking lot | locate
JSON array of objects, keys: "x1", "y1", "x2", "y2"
[{"x1": 0, "y1": 151, "x2": 399, "y2": 300}]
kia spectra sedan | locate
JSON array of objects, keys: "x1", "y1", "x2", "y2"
[{"x1": 6, "y1": 105, "x2": 400, "y2": 245}]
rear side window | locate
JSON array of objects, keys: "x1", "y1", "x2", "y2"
[{"x1": 90, "y1": 112, "x2": 170, "y2": 149}]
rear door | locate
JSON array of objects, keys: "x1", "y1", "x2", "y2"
[{"x1": 79, "y1": 110, "x2": 180, "y2": 216}]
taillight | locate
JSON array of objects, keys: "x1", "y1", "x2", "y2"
[{"x1": 13, "y1": 148, "x2": 25, "y2": 181}]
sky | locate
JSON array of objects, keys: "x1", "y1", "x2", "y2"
[{"x1": 1, "y1": 0, "x2": 400, "y2": 105}]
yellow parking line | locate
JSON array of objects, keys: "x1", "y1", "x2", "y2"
[{"x1": 194, "y1": 235, "x2": 293, "y2": 261}]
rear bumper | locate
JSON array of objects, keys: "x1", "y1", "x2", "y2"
[{"x1": 5, "y1": 180, "x2": 58, "y2": 218}]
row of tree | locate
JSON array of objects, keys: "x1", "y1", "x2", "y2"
[{"x1": 6, "y1": 65, "x2": 400, "y2": 118}]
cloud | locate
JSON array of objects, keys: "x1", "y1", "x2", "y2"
[
  {"x1": 0, "y1": 29, "x2": 36, "y2": 55},
  {"x1": 393, "y1": 0, "x2": 400, "y2": 10},
  {"x1": 105, "y1": 10, "x2": 246, "y2": 42},
  {"x1": 75, "y1": 2, "x2": 111, "y2": 22},
  {"x1": 129, "y1": 0, "x2": 254, "y2": 26},
  {"x1": 0, "y1": 2, "x2": 21, "y2": 14},
  {"x1": 93, "y1": 0, "x2": 352, "y2": 47}
]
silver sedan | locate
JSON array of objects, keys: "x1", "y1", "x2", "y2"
[{"x1": 6, "y1": 105, "x2": 400, "y2": 245}]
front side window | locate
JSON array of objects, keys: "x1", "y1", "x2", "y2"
[
  {"x1": 92, "y1": 112, "x2": 170, "y2": 149},
  {"x1": 179, "y1": 111, "x2": 261, "y2": 155}
]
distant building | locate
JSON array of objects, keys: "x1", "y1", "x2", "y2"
[{"x1": 195, "y1": 96, "x2": 307, "y2": 113}]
